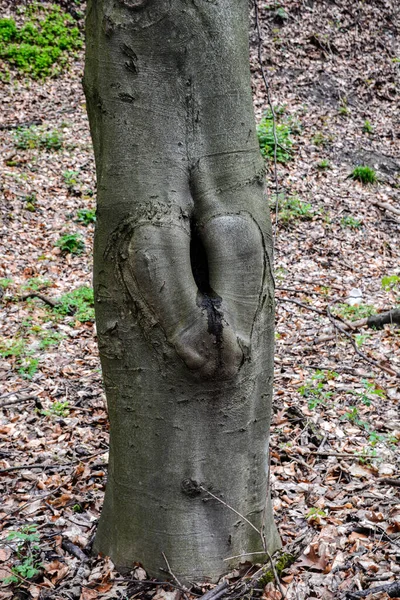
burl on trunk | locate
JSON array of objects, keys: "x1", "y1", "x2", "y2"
[{"x1": 84, "y1": 0, "x2": 280, "y2": 583}]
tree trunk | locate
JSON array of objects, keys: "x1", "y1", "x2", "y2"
[{"x1": 84, "y1": 0, "x2": 280, "y2": 584}]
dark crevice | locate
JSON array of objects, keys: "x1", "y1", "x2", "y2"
[
  {"x1": 190, "y1": 220, "x2": 224, "y2": 345},
  {"x1": 190, "y1": 220, "x2": 211, "y2": 295}
]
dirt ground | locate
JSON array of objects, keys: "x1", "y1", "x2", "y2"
[{"x1": 0, "y1": 1, "x2": 399, "y2": 598}]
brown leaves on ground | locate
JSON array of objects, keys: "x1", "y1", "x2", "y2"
[{"x1": 0, "y1": 0, "x2": 399, "y2": 599}]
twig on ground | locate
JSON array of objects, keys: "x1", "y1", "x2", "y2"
[
  {"x1": 306, "y1": 450, "x2": 378, "y2": 459},
  {"x1": 0, "y1": 451, "x2": 107, "y2": 475},
  {"x1": 0, "y1": 389, "x2": 29, "y2": 400},
  {"x1": 1, "y1": 483, "x2": 66, "y2": 526},
  {"x1": 161, "y1": 552, "x2": 190, "y2": 597},
  {"x1": 0, "y1": 393, "x2": 36, "y2": 409},
  {"x1": 276, "y1": 286, "x2": 331, "y2": 297}
]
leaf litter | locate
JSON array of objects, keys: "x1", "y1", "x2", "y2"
[{"x1": 0, "y1": 0, "x2": 399, "y2": 599}]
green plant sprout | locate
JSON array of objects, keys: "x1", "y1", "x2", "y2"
[
  {"x1": 18, "y1": 356, "x2": 39, "y2": 379},
  {"x1": 54, "y1": 286, "x2": 95, "y2": 322},
  {"x1": 306, "y1": 507, "x2": 327, "y2": 523},
  {"x1": 363, "y1": 120, "x2": 373, "y2": 134},
  {"x1": 381, "y1": 275, "x2": 400, "y2": 291},
  {"x1": 14, "y1": 126, "x2": 63, "y2": 151},
  {"x1": 0, "y1": 278, "x2": 13, "y2": 289},
  {"x1": 331, "y1": 304, "x2": 376, "y2": 320},
  {"x1": 342, "y1": 406, "x2": 369, "y2": 430},
  {"x1": 317, "y1": 159, "x2": 331, "y2": 169},
  {"x1": 21, "y1": 277, "x2": 52, "y2": 292},
  {"x1": 271, "y1": 195, "x2": 314, "y2": 223},
  {"x1": 312, "y1": 132, "x2": 333, "y2": 147},
  {"x1": 63, "y1": 170, "x2": 80, "y2": 192},
  {"x1": 298, "y1": 370, "x2": 338, "y2": 410},
  {"x1": 42, "y1": 400, "x2": 70, "y2": 417},
  {"x1": 350, "y1": 165, "x2": 378, "y2": 185},
  {"x1": 23, "y1": 193, "x2": 37, "y2": 212},
  {"x1": 2, "y1": 525, "x2": 42, "y2": 585},
  {"x1": 341, "y1": 215, "x2": 362, "y2": 229},
  {"x1": 257, "y1": 109, "x2": 293, "y2": 162},
  {"x1": 56, "y1": 233, "x2": 85, "y2": 254},
  {"x1": 299, "y1": 383, "x2": 333, "y2": 410},
  {"x1": 355, "y1": 334, "x2": 370, "y2": 348},
  {"x1": 76, "y1": 208, "x2": 96, "y2": 225},
  {"x1": 38, "y1": 330, "x2": 63, "y2": 350}
]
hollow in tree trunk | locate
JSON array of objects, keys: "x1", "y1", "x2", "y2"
[{"x1": 84, "y1": 0, "x2": 280, "y2": 583}]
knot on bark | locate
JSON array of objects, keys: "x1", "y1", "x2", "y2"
[{"x1": 181, "y1": 478, "x2": 202, "y2": 497}]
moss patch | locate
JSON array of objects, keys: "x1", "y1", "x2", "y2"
[{"x1": 0, "y1": 4, "x2": 82, "y2": 79}]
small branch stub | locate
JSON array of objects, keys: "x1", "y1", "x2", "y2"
[{"x1": 181, "y1": 478, "x2": 202, "y2": 498}]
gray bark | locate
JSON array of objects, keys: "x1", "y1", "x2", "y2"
[{"x1": 84, "y1": 0, "x2": 280, "y2": 583}]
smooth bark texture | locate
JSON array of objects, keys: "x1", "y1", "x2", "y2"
[{"x1": 84, "y1": 0, "x2": 280, "y2": 583}]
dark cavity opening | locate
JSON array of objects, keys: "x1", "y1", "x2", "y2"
[
  {"x1": 190, "y1": 221, "x2": 223, "y2": 343},
  {"x1": 190, "y1": 222, "x2": 211, "y2": 295}
]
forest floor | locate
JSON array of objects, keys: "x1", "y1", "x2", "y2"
[{"x1": 0, "y1": 1, "x2": 399, "y2": 599}]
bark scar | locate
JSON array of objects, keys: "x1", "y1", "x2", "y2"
[{"x1": 121, "y1": 44, "x2": 139, "y2": 74}]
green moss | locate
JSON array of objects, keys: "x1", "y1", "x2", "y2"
[
  {"x1": 258, "y1": 552, "x2": 296, "y2": 586},
  {"x1": 0, "y1": 5, "x2": 82, "y2": 79}
]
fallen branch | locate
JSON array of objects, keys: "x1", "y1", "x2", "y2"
[
  {"x1": 373, "y1": 200, "x2": 400, "y2": 217},
  {"x1": 0, "y1": 451, "x2": 107, "y2": 475},
  {"x1": 0, "y1": 119, "x2": 42, "y2": 130},
  {"x1": 61, "y1": 538, "x2": 88, "y2": 562},
  {"x1": 277, "y1": 297, "x2": 400, "y2": 378},
  {"x1": 378, "y1": 478, "x2": 400, "y2": 487},
  {"x1": 318, "y1": 308, "x2": 400, "y2": 334},
  {"x1": 198, "y1": 581, "x2": 229, "y2": 600},
  {"x1": 19, "y1": 292, "x2": 59, "y2": 309},
  {"x1": 0, "y1": 462, "x2": 72, "y2": 475},
  {"x1": 347, "y1": 579, "x2": 400, "y2": 599},
  {"x1": 304, "y1": 450, "x2": 378, "y2": 459},
  {"x1": 0, "y1": 393, "x2": 36, "y2": 409},
  {"x1": 367, "y1": 308, "x2": 400, "y2": 329},
  {"x1": 326, "y1": 306, "x2": 400, "y2": 378}
]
